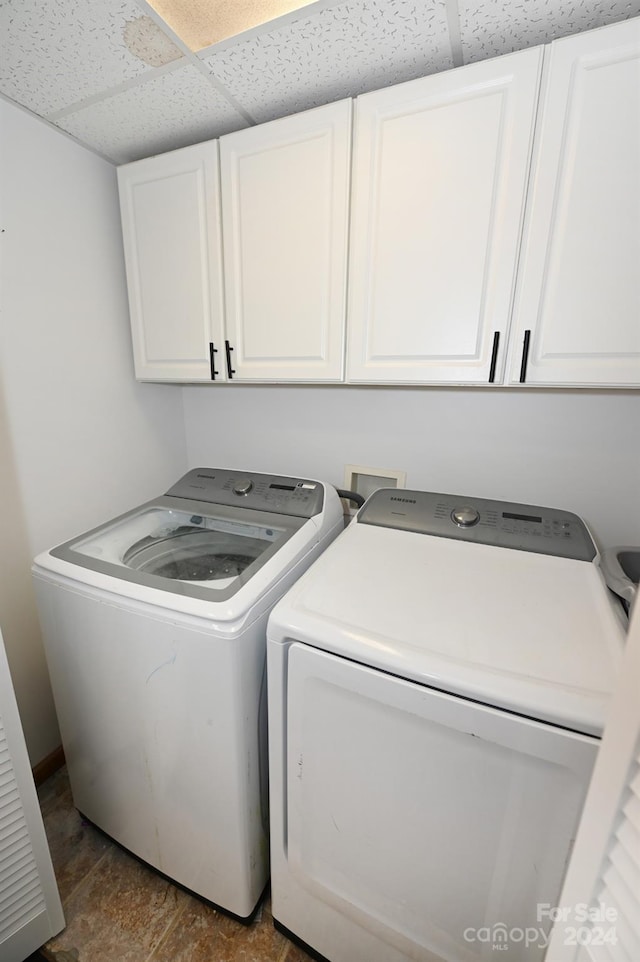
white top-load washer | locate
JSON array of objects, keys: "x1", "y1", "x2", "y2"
[
  {"x1": 267, "y1": 488, "x2": 626, "y2": 962},
  {"x1": 33, "y1": 467, "x2": 343, "y2": 921}
]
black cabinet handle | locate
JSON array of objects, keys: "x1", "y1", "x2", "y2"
[
  {"x1": 488, "y1": 331, "x2": 500, "y2": 383},
  {"x1": 209, "y1": 342, "x2": 219, "y2": 381},
  {"x1": 519, "y1": 329, "x2": 531, "y2": 383},
  {"x1": 225, "y1": 340, "x2": 236, "y2": 379}
]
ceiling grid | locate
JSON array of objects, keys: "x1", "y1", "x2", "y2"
[{"x1": 1, "y1": 0, "x2": 638, "y2": 163}]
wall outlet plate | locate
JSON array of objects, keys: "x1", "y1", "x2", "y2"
[{"x1": 344, "y1": 464, "x2": 406, "y2": 503}]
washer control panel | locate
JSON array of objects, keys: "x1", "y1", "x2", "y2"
[
  {"x1": 166, "y1": 468, "x2": 325, "y2": 519},
  {"x1": 358, "y1": 489, "x2": 596, "y2": 562}
]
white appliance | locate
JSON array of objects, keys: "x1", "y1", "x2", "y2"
[
  {"x1": 267, "y1": 488, "x2": 626, "y2": 962},
  {"x1": 33, "y1": 467, "x2": 343, "y2": 921}
]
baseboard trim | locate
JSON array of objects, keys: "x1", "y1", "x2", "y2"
[{"x1": 32, "y1": 745, "x2": 65, "y2": 786}]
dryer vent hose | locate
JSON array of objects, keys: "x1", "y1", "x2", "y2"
[{"x1": 336, "y1": 488, "x2": 365, "y2": 509}]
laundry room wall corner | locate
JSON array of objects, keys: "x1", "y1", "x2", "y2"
[
  {"x1": 0, "y1": 374, "x2": 60, "y2": 766},
  {"x1": 0, "y1": 99, "x2": 188, "y2": 765}
]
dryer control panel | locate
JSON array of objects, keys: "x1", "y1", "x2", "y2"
[
  {"x1": 166, "y1": 468, "x2": 325, "y2": 519},
  {"x1": 358, "y1": 489, "x2": 597, "y2": 562}
]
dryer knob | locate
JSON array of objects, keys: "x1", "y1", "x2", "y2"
[
  {"x1": 233, "y1": 479, "x2": 253, "y2": 496},
  {"x1": 451, "y1": 505, "x2": 480, "y2": 527}
]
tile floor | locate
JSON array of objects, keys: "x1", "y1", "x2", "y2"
[{"x1": 36, "y1": 767, "x2": 314, "y2": 962}]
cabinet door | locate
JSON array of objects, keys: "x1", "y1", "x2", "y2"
[
  {"x1": 509, "y1": 19, "x2": 640, "y2": 386},
  {"x1": 220, "y1": 101, "x2": 351, "y2": 381},
  {"x1": 118, "y1": 142, "x2": 225, "y2": 382},
  {"x1": 347, "y1": 48, "x2": 542, "y2": 385}
]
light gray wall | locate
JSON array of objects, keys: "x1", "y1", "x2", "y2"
[
  {"x1": 182, "y1": 384, "x2": 640, "y2": 551},
  {"x1": 0, "y1": 101, "x2": 188, "y2": 764}
]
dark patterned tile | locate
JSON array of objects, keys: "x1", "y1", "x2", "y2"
[
  {"x1": 149, "y1": 895, "x2": 287, "y2": 962},
  {"x1": 37, "y1": 765, "x2": 73, "y2": 817},
  {"x1": 41, "y1": 794, "x2": 110, "y2": 903},
  {"x1": 46, "y1": 845, "x2": 186, "y2": 962},
  {"x1": 38, "y1": 767, "x2": 290, "y2": 962}
]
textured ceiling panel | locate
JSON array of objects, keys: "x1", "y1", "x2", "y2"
[
  {"x1": 1, "y1": 0, "x2": 638, "y2": 163},
  {"x1": 0, "y1": 0, "x2": 180, "y2": 116},
  {"x1": 54, "y1": 65, "x2": 248, "y2": 163},
  {"x1": 458, "y1": 0, "x2": 640, "y2": 62},
  {"x1": 202, "y1": 0, "x2": 455, "y2": 124}
]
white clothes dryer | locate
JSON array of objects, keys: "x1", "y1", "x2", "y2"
[
  {"x1": 33, "y1": 467, "x2": 344, "y2": 921},
  {"x1": 267, "y1": 488, "x2": 626, "y2": 961}
]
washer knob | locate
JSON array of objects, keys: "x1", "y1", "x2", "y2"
[
  {"x1": 233, "y1": 479, "x2": 253, "y2": 496},
  {"x1": 451, "y1": 505, "x2": 480, "y2": 527}
]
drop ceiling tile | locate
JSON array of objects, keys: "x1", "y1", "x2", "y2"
[
  {"x1": 0, "y1": 0, "x2": 183, "y2": 116},
  {"x1": 458, "y1": 0, "x2": 640, "y2": 62},
  {"x1": 54, "y1": 65, "x2": 249, "y2": 164},
  {"x1": 202, "y1": 0, "x2": 455, "y2": 124}
]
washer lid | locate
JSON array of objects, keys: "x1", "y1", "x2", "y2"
[
  {"x1": 50, "y1": 496, "x2": 305, "y2": 603},
  {"x1": 268, "y1": 523, "x2": 625, "y2": 735}
]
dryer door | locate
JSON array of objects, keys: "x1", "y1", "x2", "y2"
[{"x1": 284, "y1": 642, "x2": 598, "y2": 962}]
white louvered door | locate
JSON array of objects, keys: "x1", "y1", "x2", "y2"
[
  {"x1": 0, "y1": 629, "x2": 64, "y2": 962},
  {"x1": 545, "y1": 602, "x2": 640, "y2": 962},
  {"x1": 587, "y1": 745, "x2": 640, "y2": 962}
]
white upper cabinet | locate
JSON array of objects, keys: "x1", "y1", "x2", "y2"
[
  {"x1": 118, "y1": 142, "x2": 225, "y2": 381},
  {"x1": 116, "y1": 19, "x2": 638, "y2": 388},
  {"x1": 346, "y1": 47, "x2": 543, "y2": 385},
  {"x1": 219, "y1": 101, "x2": 351, "y2": 381},
  {"x1": 508, "y1": 18, "x2": 640, "y2": 387}
]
